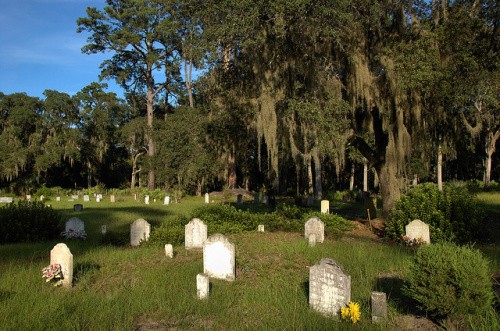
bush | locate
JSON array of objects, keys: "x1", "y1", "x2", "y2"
[
  {"x1": 403, "y1": 242, "x2": 494, "y2": 320},
  {"x1": 0, "y1": 201, "x2": 62, "y2": 243},
  {"x1": 147, "y1": 216, "x2": 188, "y2": 246},
  {"x1": 386, "y1": 183, "x2": 485, "y2": 244}
]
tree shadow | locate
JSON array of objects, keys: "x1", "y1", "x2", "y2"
[
  {"x1": 301, "y1": 281, "x2": 309, "y2": 303},
  {"x1": 73, "y1": 262, "x2": 101, "y2": 285},
  {"x1": 0, "y1": 290, "x2": 14, "y2": 302},
  {"x1": 376, "y1": 276, "x2": 418, "y2": 315}
]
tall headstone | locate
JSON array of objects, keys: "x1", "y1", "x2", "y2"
[
  {"x1": 165, "y1": 244, "x2": 173, "y2": 258},
  {"x1": 185, "y1": 218, "x2": 207, "y2": 249},
  {"x1": 144, "y1": 195, "x2": 150, "y2": 205},
  {"x1": 164, "y1": 196, "x2": 170, "y2": 205},
  {"x1": 405, "y1": 219, "x2": 431, "y2": 244},
  {"x1": 73, "y1": 204, "x2": 83, "y2": 211},
  {"x1": 50, "y1": 243, "x2": 73, "y2": 288},
  {"x1": 203, "y1": 234, "x2": 235, "y2": 281},
  {"x1": 83, "y1": 195, "x2": 90, "y2": 202},
  {"x1": 320, "y1": 200, "x2": 330, "y2": 214},
  {"x1": 197, "y1": 273, "x2": 210, "y2": 299},
  {"x1": 305, "y1": 217, "x2": 324, "y2": 243},
  {"x1": 204, "y1": 193, "x2": 210, "y2": 204},
  {"x1": 130, "y1": 218, "x2": 151, "y2": 247},
  {"x1": 371, "y1": 291, "x2": 387, "y2": 323},
  {"x1": 309, "y1": 258, "x2": 351, "y2": 316},
  {"x1": 65, "y1": 217, "x2": 84, "y2": 233},
  {"x1": 110, "y1": 194, "x2": 115, "y2": 203}
]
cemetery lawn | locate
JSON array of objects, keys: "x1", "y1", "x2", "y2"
[{"x1": 0, "y1": 194, "x2": 498, "y2": 330}]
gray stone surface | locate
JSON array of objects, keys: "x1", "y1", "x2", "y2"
[
  {"x1": 371, "y1": 291, "x2": 387, "y2": 323},
  {"x1": 305, "y1": 217, "x2": 324, "y2": 243},
  {"x1": 165, "y1": 244, "x2": 173, "y2": 258},
  {"x1": 205, "y1": 193, "x2": 210, "y2": 203},
  {"x1": 0, "y1": 197, "x2": 13, "y2": 203},
  {"x1": 309, "y1": 258, "x2": 351, "y2": 316},
  {"x1": 203, "y1": 234, "x2": 235, "y2": 281},
  {"x1": 164, "y1": 196, "x2": 170, "y2": 205},
  {"x1": 65, "y1": 217, "x2": 84, "y2": 233},
  {"x1": 185, "y1": 218, "x2": 207, "y2": 249},
  {"x1": 405, "y1": 219, "x2": 431, "y2": 244},
  {"x1": 197, "y1": 273, "x2": 210, "y2": 299},
  {"x1": 110, "y1": 195, "x2": 115, "y2": 203},
  {"x1": 320, "y1": 200, "x2": 330, "y2": 214},
  {"x1": 83, "y1": 195, "x2": 90, "y2": 202},
  {"x1": 130, "y1": 219, "x2": 151, "y2": 246},
  {"x1": 50, "y1": 243, "x2": 73, "y2": 288},
  {"x1": 258, "y1": 224, "x2": 265, "y2": 232},
  {"x1": 144, "y1": 195, "x2": 150, "y2": 205}
]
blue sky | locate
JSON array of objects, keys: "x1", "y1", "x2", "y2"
[{"x1": 0, "y1": 0, "x2": 122, "y2": 99}]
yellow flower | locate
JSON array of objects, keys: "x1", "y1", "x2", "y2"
[
  {"x1": 340, "y1": 306, "x2": 350, "y2": 320},
  {"x1": 348, "y1": 302, "x2": 361, "y2": 324}
]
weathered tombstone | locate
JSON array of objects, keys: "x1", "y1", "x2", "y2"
[
  {"x1": 163, "y1": 196, "x2": 170, "y2": 205},
  {"x1": 165, "y1": 244, "x2": 173, "y2": 258},
  {"x1": 0, "y1": 197, "x2": 13, "y2": 203},
  {"x1": 130, "y1": 219, "x2": 151, "y2": 247},
  {"x1": 110, "y1": 194, "x2": 115, "y2": 203},
  {"x1": 237, "y1": 194, "x2": 243, "y2": 204},
  {"x1": 134, "y1": 193, "x2": 138, "y2": 201},
  {"x1": 304, "y1": 217, "x2": 324, "y2": 243},
  {"x1": 371, "y1": 291, "x2": 387, "y2": 323},
  {"x1": 97, "y1": 194, "x2": 103, "y2": 200},
  {"x1": 26, "y1": 194, "x2": 32, "y2": 201},
  {"x1": 50, "y1": 243, "x2": 73, "y2": 288},
  {"x1": 40, "y1": 195, "x2": 44, "y2": 201},
  {"x1": 405, "y1": 219, "x2": 431, "y2": 244},
  {"x1": 83, "y1": 195, "x2": 90, "y2": 202},
  {"x1": 203, "y1": 234, "x2": 235, "y2": 281},
  {"x1": 258, "y1": 224, "x2": 265, "y2": 232},
  {"x1": 144, "y1": 195, "x2": 150, "y2": 205},
  {"x1": 204, "y1": 193, "x2": 210, "y2": 204},
  {"x1": 73, "y1": 204, "x2": 83, "y2": 211},
  {"x1": 262, "y1": 194, "x2": 269, "y2": 204},
  {"x1": 65, "y1": 217, "x2": 84, "y2": 233},
  {"x1": 101, "y1": 225, "x2": 107, "y2": 235},
  {"x1": 309, "y1": 258, "x2": 351, "y2": 316},
  {"x1": 71, "y1": 195, "x2": 79, "y2": 200},
  {"x1": 308, "y1": 234, "x2": 317, "y2": 247},
  {"x1": 153, "y1": 198, "x2": 157, "y2": 203},
  {"x1": 55, "y1": 196, "x2": 60, "y2": 202},
  {"x1": 185, "y1": 218, "x2": 207, "y2": 249},
  {"x1": 96, "y1": 197, "x2": 100, "y2": 202},
  {"x1": 320, "y1": 200, "x2": 330, "y2": 214},
  {"x1": 197, "y1": 273, "x2": 210, "y2": 299},
  {"x1": 307, "y1": 195, "x2": 314, "y2": 207}
]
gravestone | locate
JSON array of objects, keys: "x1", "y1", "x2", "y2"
[
  {"x1": 65, "y1": 217, "x2": 84, "y2": 233},
  {"x1": 83, "y1": 195, "x2": 90, "y2": 202},
  {"x1": 305, "y1": 217, "x2": 324, "y2": 243},
  {"x1": 237, "y1": 194, "x2": 243, "y2": 204},
  {"x1": 371, "y1": 291, "x2": 387, "y2": 323},
  {"x1": 405, "y1": 219, "x2": 431, "y2": 244},
  {"x1": 308, "y1": 234, "x2": 317, "y2": 247},
  {"x1": 203, "y1": 234, "x2": 235, "y2": 281},
  {"x1": 262, "y1": 194, "x2": 268, "y2": 204},
  {"x1": 320, "y1": 200, "x2": 330, "y2": 214},
  {"x1": 55, "y1": 196, "x2": 60, "y2": 202},
  {"x1": 185, "y1": 218, "x2": 207, "y2": 249},
  {"x1": 26, "y1": 194, "x2": 32, "y2": 201},
  {"x1": 50, "y1": 243, "x2": 73, "y2": 288},
  {"x1": 205, "y1": 193, "x2": 210, "y2": 204},
  {"x1": 309, "y1": 258, "x2": 351, "y2": 316},
  {"x1": 96, "y1": 194, "x2": 103, "y2": 200},
  {"x1": 73, "y1": 204, "x2": 83, "y2": 211},
  {"x1": 164, "y1": 196, "x2": 170, "y2": 205},
  {"x1": 96, "y1": 197, "x2": 100, "y2": 202},
  {"x1": 110, "y1": 194, "x2": 115, "y2": 203},
  {"x1": 71, "y1": 195, "x2": 79, "y2": 200},
  {"x1": 0, "y1": 197, "x2": 13, "y2": 203},
  {"x1": 258, "y1": 224, "x2": 265, "y2": 232},
  {"x1": 197, "y1": 273, "x2": 210, "y2": 299},
  {"x1": 130, "y1": 219, "x2": 151, "y2": 247},
  {"x1": 165, "y1": 244, "x2": 173, "y2": 258},
  {"x1": 101, "y1": 225, "x2": 107, "y2": 235},
  {"x1": 144, "y1": 195, "x2": 150, "y2": 205},
  {"x1": 40, "y1": 195, "x2": 44, "y2": 201}
]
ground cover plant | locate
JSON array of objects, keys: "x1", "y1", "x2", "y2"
[{"x1": 0, "y1": 192, "x2": 498, "y2": 330}]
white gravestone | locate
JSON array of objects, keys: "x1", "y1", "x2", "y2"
[
  {"x1": 55, "y1": 196, "x2": 60, "y2": 202},
  {"x1": 96, "y1": 197, "x2": 100, "y2": 202},
  {"x1": 185, "y1": 218, "x2": 208, "y2": 249},
  {"x1": 130, "y1": 219, "x2": 151, "y2": 247},
  {"x1": 197, "y1": 273, "x2": 210, "y2": 299},
  {"x1": 65, "y1": 217, "x2": 84, "y2": 233},
  {"x1": 320, "y1": 200, "x2": 330, "y2": 214},
  {"x1": 144, "y1": 195, "x2": 150, "y2": 205},
  {"x1": 26, "y1": 194, "x2": 32, "y2": 201},
  {"x1": 258, "y1": 224, "x2": 265, "y2": 232},
  {"x1": 371, "y1": 291, "x2": 387, "y2": 323},
  {"x1": 110, "y1": 195, "x2": 115, "y2": 203},
  {"x1": 71, "y1": 195, "x2": 79, "y2": 200},
  {"x1": 405, "y1": 219, "x2": 431, "y2": 244},
  {"x1": 50, "y1": 243, "x2": 73, "y2": 288},
  {"x1": 165, "y1": 244, "x2": 173, "y2": 258},
  {"x1": 40, "y1": 195, "x2": 44, "y2": 201},
  {"x1": 101, "y1": 225, "x2": 107, "y2": 234},
  {"x1": 97, "y1": 194, "x2": 103, "y2": 200},
  {"x1": 309, "y1": 258, "x2": 351, "y2": 316},
  {"x1": 203, "y1": 234, "x2": 235, "y2": 281},
  {"x1": 164, "y1": 196, "x2": 170, "y2": 205},
  {"x1": 0, "y1": 197, "x2": 13, "y2": 203},
  {"x1": 83, "y1": 195, "x2": 90, "y2": 202},
  {"x1": 205, "y1": 193, "x2": 210, "y2": 204},
  {"x1": 305, "y1": 217, "x2": 324, "y2": 243}
]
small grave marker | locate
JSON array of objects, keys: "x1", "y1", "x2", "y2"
[
  {"x1": 65, "y1": 217, "x2": 84, "y2": 233},
  {"x1": 185, "y1": 218, "x2": 207, "y2": 249},
  {"x1": 205, "y1": 193, "x2": 210, "y2": 204},
  {"x1": 144, "y1": 195, "x2": 150, "y2": 205},
  {"x1": 164, "y1": 196, "x2": 170, "y2": 205},
  {"x1": 203, "y1": 234, "x2": 235, "y2": 281},
  {"x1": 258, "y1": 224, "x2": 265, "y2": 232},
  {"x1": 305, "y1": 217, "x2": 324, "y2": 243},
  {"x1": 83, "y1": 195, "x2": 90, "y2": 202},
  {"x1": 197, "y1": 273, "x2": 210, "y2": 299},
  {"x1": 320, "y1": 200, "x2": 330, "y2": 214},
  {"x1": 405, "y1": 219, "x2": 431, "y2": 244},
  {"x1": 0, "y1": 197, "x2": 13, "y2": 203},
  {"x1": 110, "y1": 194, "x2": 115, "y2": 203},
  {"x1": 130, "y1": 219, "x2": 151, "y2": 247},
  {"x1": 165, "y1": 244, "x2": 173, "y2": 258},
  {"x1": 101, "y1": 225, "x2": 107, "y2": 235},
  {"x1": 371, "y1": 291, "x2": 387, "y2": 323},
  {"x1": 50, "y1": 243, "x2": 73, "y2": 288}
]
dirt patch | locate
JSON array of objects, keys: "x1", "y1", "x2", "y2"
[
  {"x1": 343, "y1": 219, "x2": 385, "y2": 241},
  {"x1": 389, "y1": 315, "x2": 438, "y2": 331}
]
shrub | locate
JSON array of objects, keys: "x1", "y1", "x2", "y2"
[
  {"x1": 403, "y1": 242, "x2": 494, "y2": 320},
  {"x1": 147, "y1": 216, "x2": 188, "y2": 246},
  {"x1": 386, "y1": 183, "x2": 485, "y2": 244},
  {"x1": 0, "y1": 201, "x2": 62, "y2": 243}
]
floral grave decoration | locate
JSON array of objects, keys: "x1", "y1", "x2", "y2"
[
  {"x1": 42, "y1": 264, "x2": 63, "y2": 287},
  {"x1": 340, "y1": 301, "x2": 361, "y2": 324}
]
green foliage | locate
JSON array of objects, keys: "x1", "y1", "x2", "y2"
[
  {"x1": 403, "y1": 242, "x2": 494, "y2": 320},
  {"x1": 0, "y1": 201, "x2": 62, "y2": 243},
  {"x1": 147, "y1": 216, "x2": 188, "y2": 246},
  {"x1": 386, "y1": 183, "x2": 485, "y2": 244},
  {"x1": 99, "y1": 231, "x2": 130, "y2": 247}
]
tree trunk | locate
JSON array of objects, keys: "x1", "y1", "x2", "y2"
[
  {"x1": 227, "y1": 143, "x2": 237, "y2": 189},
  {"x1": 363, "y1": 158, "x2": 368, "y2": 192},
  {"x1": 437, "y1": 144, "x2": 443, "y2": 191},
  {"x1": 377, "y1": 161, "x2": 401, "y2": 218},
  {"x1": 349, "y1": 163, "x2": 355, "y2": 191},
  {"x1": 307, "y1": 156, "x2": 314, "y2": 196},
  {"x1": 484, "y1": 131, "x2": 499, "y2": 187},
  {"x1": 146, "y1": 88, "x2": 155, "y2": 191},
  {"x1": 312, "y1": 147, "x2": 322, "y2": 200}
]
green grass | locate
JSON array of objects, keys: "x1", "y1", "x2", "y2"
[{"x1": 0, "y1": 193, "x2": 498, "y2": 330}]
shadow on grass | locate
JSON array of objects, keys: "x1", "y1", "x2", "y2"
[
  {"x1": 301, "y1": 281, "x2": 309, "y2": 303},
  {"x1": 73, "y1": 262, "x2": 101, "y2": 285},
  {"x1": 376, "y1": 276, "x2": 419, "y2": 315},
  {"x1": 0, "y1": 290, "x2": 14, "y2": 302}
]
